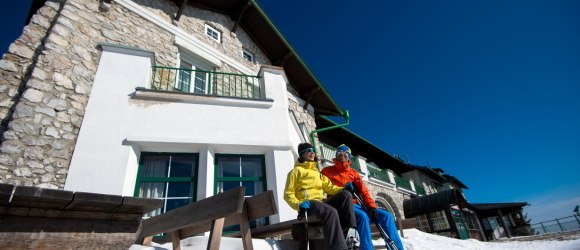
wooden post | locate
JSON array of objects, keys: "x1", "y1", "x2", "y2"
[
  {"x1": 471, "y1": 213, "x2": 487, "y2": 241},
  {"x1": 239, "y1": 202, "x2": 254, "y2": 250},
  {"x1": 207, "y1": 218, "x2": 225, "y2": 250},
  {"x1": 497, "y1": 209, "x2": 511, "y2": 238},
  {"x1": 445, "y1": 209, "x2": 459, "y2": 239},
  {"x1": 170, "y1": 230, "x2": 181, "y2": 250}
]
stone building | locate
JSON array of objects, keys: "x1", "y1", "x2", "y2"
[
  {"x1": 0, "y1": 0, "x2": 526, "y2": 241},
  {"x1": 0, "y1": 0, "x2": 351, "y2": 223}
]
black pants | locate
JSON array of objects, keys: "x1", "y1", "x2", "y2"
[{"x1": 308, "y1": 190, "x2": 356, "y2": 250}]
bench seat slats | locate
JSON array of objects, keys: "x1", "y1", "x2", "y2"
[{"x1": 139, "y1": 187, "x2": 246, "y2": 239}]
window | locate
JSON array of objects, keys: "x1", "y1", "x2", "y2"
[
  {"x1": 134, "y1": 153, "x2": 198, "y2": 218},
  {"x1": 242, "y1": 49, "x2": 254, "y2": 63},
  {"x1": 177, "y1": 59, "x2": 209, "y2": 94},
  {"x1": 416, "y1": 214, "x2": 431, "y2": 232},
  {"x1": 205, "y1": 24, "x2": 221, "y2": 43},
  {"x1": 429, "y1": 210, "x2": 450, "y2": 231},
  {"x1": 215, "y1": 154, "x2": 267, "y2": 230}
]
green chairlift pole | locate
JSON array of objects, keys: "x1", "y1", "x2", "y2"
[{"x1": 309, "y1": 109, "x2": 350, "y2": 170}]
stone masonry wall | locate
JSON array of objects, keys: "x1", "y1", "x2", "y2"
[
  {"x1": 287, "y1": 98, "x2": 318, "y2": 149},
  {"x1": 0, "y1": 0, "x2": 177, "y2": 188}
]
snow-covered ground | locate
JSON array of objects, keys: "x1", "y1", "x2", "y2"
[{"x1": 130, "y1": 229, "x2": 580, "y2": 250}]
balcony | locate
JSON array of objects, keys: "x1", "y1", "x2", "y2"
[
  {"x1": 414, "y1": 182, "x2": 427, "y2": 195},
  {"x1": 367, "y1": 163, "x2": 392, "y2": 184},
  {"x1": 150, "y1": 66, "x2": 263, "y2": 100},
  {"x1": 395, "y1": 175, "x2": 413, "y2": 191}
]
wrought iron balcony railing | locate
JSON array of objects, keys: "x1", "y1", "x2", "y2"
[{"x1": 151, "y1": 66, "x2": 263, "y2": 100}]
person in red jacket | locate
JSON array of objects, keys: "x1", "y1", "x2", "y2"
[{"x1": 321, "y1": 144, "x2": 404, "y2": 250}]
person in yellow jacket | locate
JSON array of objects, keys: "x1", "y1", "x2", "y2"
[{"x1": 284, "y1": 143, "x2": 357, "y2": 250}]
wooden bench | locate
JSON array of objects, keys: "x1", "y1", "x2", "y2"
[
  {"x1": 137, "y1": 186, "x2": 277, "y2": 250},
  {"x1": 0, "y1": 183, "x2": 162, "y2": 249},
  {"x1": 227, "y1": 212, "x2": 418, "y2": 250}
]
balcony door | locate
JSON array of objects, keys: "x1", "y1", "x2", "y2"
[{"x1": 177, "y1": 59, "x2": 209, "y2": 94}]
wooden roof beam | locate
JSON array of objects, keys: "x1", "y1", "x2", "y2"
[
  {"x1": 174, "y1": 0, "x2": 189, "y2": 21},
  {"x1": 274, "y1": 51, "x2": 294, "y2": 67},
  {"x1": 303, "y1": 87, "x2": 320, "y2": 110},
  {"x1": 232, "y1": 1, "x2": 252, "y2": 32}
]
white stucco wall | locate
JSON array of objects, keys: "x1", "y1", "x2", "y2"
[
  {"x1": 64, "y1": 44, "x2": 153, "y2": 195},
  {"x1": 64, "y1": 44, "x2": 299, "y2": 223}
]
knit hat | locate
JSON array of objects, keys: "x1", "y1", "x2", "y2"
[
  {"x1": 336, "y1": 144, "x2": 352, "y2": 159},
  {"x1": 298, "y1": 143, "x2": 314, "y2": 156}
]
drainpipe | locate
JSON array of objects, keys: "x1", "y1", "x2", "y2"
[{"x1": 309, "y1": 109, "x2": 350, "y2": 169}]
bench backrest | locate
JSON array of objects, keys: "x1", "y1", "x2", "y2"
[
  {"x1": 178, "y1": 189, "x2": 277, "y2": 238},
  {"x1": 138, "y1": 186, "x2": 246, "y2": 239}
]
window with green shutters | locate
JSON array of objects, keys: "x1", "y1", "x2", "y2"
[{"x1": 134, "y1": 152, "x2": 198, "y2": 218}]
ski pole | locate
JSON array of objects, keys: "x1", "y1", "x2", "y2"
[
  {"x1": 297, "y1": 189, "x2": 310, "y2": 250},
  {"x1": 352, "y1": 190, "x2": 399, "y2": 250}
]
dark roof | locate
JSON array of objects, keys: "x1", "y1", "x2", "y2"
[
  {"x1": 170, "y1": 0, "x2": 344, "y2": 116},
  {"x1": 315, "y1": 116, "x2": 410, "y2": 175},
  {"x1": 442, "y1": 174, "x2": 469, "y2": 189},
  {"x1": 470, "y1": 202, "x2": 529, "y2": 211},
  {"x1": 27, "y1": 0, "x2": 344, "y2": 116},
  {"x1": 403, "y1": 189, "x2": 468, "y2": 217},
  {"x1": 406, "y1": 164, "x2": 448, "y2": 184}
]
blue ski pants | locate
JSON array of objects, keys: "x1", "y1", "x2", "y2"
[{"x1": 354, "y1": 204, "x2": 404, "y2": 250}]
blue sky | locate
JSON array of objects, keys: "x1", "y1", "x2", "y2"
[{"x1": 1, "y1": 1, "x2": 579, "y2": 223}]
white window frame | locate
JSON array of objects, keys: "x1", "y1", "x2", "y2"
[
  {"x1": 205, "y1": 24, "x2": 221, "y2": 43},
  {"x1": 242, "y1": 48, "x2": 254, "y2": 63},
  {"x1": 177, "y1": 51, "x2": 214, "y2": 94}
]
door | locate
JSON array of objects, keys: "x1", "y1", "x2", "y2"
[
  {"x1": 451, "y1": 209, "x2": 470, "y2": 239},
  {"x1": 177, "y1": 60, "x2": 209, "y2": 94}
]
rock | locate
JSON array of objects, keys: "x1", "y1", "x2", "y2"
[
  {"x1": 32, "y1": 69, "x2": 47, "y2": 80},
  {"x1": 8, "y1": 44, "x2": 35, "y2": 59},
  {"x1": 9, "y1": 121, "x2": 41, "y2": 134},
  {"x1": 0, "y1": 59, "x2": 18, "y2": 72},
  {"x1": 27, "y1": 78, "x2": 54, "y2": 92},
  {"x1": 56, "y1": 111, "x2": 71, "y2": 122},
  {"x1": 47, "y1": 98, "x2": 68, "y2": 111},
  {"x1": 51, "y1": 140, "x2": 67, "y2": 150},
  {"x1": 0, "y1": 155, "x2": 14, "y2": 165},
  {"x1": 22, "y1": 88, "x2": 44, "y2": 102},
  {"x1": 24, "y1": 148, "x2": 44, "y2": 160},
  {"x1": 1, "y1": 141, "x2": 22, "y2": 154},
  {"x1": 21, "y1": 136, "x2": 50, "y2": 146},
  {"x1": 14, "y1": 168, "x2": 32, "y2": 177},
  {"x1": 52, "y1": 72, "x2": 74, "y2": 89},
  {"x1": 48, "y1": 33, "x2": 69, "y2": 47},
  {"x1": 45, "y1": 126, "x2": 60, "y2": 138},
  {"x1": 27, "y1": 161, "x2": 44, "y2": 169},
  {"x1": 35, "y1": 106, "x2": 56, "y2": 117},
  {"x1": 14, "y1": 104, "x2": 34, "y2": 117}
]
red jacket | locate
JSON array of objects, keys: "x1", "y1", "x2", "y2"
[{"x1": 321, "y1": 158, "x2": 377, "y2": 209}]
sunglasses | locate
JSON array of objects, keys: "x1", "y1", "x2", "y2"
[
  {"x1": 336, "y1": 150, "x2": 349, "y2": 155},
  {"x1": 299, "y1": 148, "x2": 315, "y2": 155}
]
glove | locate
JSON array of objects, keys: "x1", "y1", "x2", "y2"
[
  {"x1": 297, "y1": 201, "x2": 310, "y2": 220},
  {"x1": 368, "y1": 208, "x2": 379, "y2": 222},
  {"x1": 344, "y1": 182, "x2": 355, "y2": 193},
  {"x1": 299, "y1": 200, "x2": 310, "y2": 210}
]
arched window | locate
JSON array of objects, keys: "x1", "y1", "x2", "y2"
[{"x1": 375, "y1": 199, "x2": 395, "y2": 216}]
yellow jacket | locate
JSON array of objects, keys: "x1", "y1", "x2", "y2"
[{"x1": 284, "y1": 160, "x2": 344, "y2": 211}]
